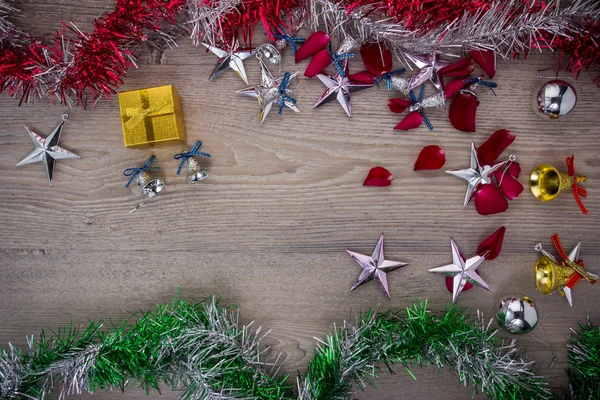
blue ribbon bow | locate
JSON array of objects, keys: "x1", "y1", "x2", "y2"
[
  {"x1": 374, "y1": 68, "x2": 406, "y2": 90},
  {"x1": 123, "y1": 155, "x2": 160, "y2": 188},
  {"x1": 278, "y1": 72, "x2": 297, "y2": 114},
  {"x1": 463, "y1": 76, "x2": 497, "y2": 96},
  {"x1": 329, "y1": 42, "x2": 355, "y2": 78},
  {"x1": 409, "y1": 84, "x2": 434, "y2": 131},
  {"x1": 174, "y1": 141, "x2": 211, "y2": 175},
  {"x1": 272, "y1": 28, "x2": 305, "y2": 53}
]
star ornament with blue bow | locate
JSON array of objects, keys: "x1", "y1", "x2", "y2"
[{"x1": 237, "y1": 60, "x2": 299, "y2": 123}]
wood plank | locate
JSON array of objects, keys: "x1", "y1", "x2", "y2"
[{"x1": 0, "y1": 1, "x2": 599, "y2": 398}]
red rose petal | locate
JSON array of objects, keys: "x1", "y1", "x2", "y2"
[
  {"x1": 363, "y1": 166, "x2": 393, "y2": 186},
  {"x1": 446, "y1": 276, "x2": 473, "y2": 293},
  {"x1": 444, "y1": 79, "x2": 470, "y2": 98},
  {"x1": 360, "y1": 42, "x2": 393, "y2": 76},
  {"x1": 439, "y1": 58, "x2": 474, "y2": 77},
  {"x1": 475, "y1": 184, "x2": 509, "y2": 215},
  {"x1": 477, "y1": 226, "x2": 506, "y2": 260},
  {"x1": 469, "y1": 49, "x2": 496, "y2": 79},
  {"x1": 498, "y1": 173, "x2": 524, "y2": 200},
  {"x1": 394, "y1": 111, "x2": 423, "y2": 131},
  {"x1": 414, "y1": 145, "x2": 446, "y2": 171},
  {"x1": 349, "y1": 71, "x2": 377, "y2": 84},
  {"x1": 304, "y1": 49, "x2": 331, "y2": 78},
  {"x1": 388, "y1": 98, "x2": 411, "y2": 114},
  {"x1": 507, "y1": 161, "x2": 521, "y2": 178},
  {"x1": 295, "y1": 31, "x2": 329, "y2": 63},
  {"x1": 476, "y1": 129, "x2": 515, "y2": 167},
  {"x1": 449, "y1": 91, "x2": 479, "y2": 132}
]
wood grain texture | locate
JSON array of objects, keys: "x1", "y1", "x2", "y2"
[{"x1": 1, "y1": 1, "x2": 600, "y2": 399}]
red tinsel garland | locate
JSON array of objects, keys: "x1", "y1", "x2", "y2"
[
  {"x1": 0, "y1": 0, "x2": 186, "y2": 106},
  {"x1": 0, "y1": 0, "x2": 598, "y2": 107}
]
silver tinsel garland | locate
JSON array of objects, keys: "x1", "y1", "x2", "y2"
[{"x1": 0, "y1": 0, "x2": 598, "y2": 105}]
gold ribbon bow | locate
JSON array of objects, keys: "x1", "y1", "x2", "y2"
[{"x1": 125, "y1": 97, "x2": 173, "y2": 131}]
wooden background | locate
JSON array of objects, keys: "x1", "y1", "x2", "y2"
[{"x1": 1, "y1": 1, "x2": 600, "y2": 399}]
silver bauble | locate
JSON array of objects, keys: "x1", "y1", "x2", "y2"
[
  {"x1": 535, "y1": 79, "x2": 577, "y2": 119},
  {"x1": 496, "y1": 295, "x2": 539, "y2": 334}
]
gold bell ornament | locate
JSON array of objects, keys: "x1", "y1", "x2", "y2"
[
  {"x1": 529, "y1": 155, "x2": 588, "y2": 214},
  {"x1": 173, "y1": 141, "x2": 210, "y2": 184},
  {"x1": 534, "y1": 234, "x2": 598, "y2": 306},
  {"x1": 123, "y1": 155, "x2": 165, "y2": 213}
]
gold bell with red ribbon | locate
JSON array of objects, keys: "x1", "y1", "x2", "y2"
[
  {"x1": 529, "y1": 155, "x2": 588, "y2": 214},
  {"x1": 534, "y1": 234, "x2": 598, "y2": 306}
]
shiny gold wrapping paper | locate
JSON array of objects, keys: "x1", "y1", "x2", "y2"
[{"x1": 118, "y1": 85, "x2": 186, "y2": 148}]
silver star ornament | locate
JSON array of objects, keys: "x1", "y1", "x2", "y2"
[
  {"x1": 237, "y1": 60, "x2": 299, "y2": 123},
  {"x1": 314, "y1": 59, "x2": 372, "y2": 118},
  {"x1": 16, "y1": 115, "x2": 79, "y2": 185},
  {"x1": 428, "y1": 238, "x2": 491, "y2": 303},
  {"x1": 405, "y1": 53, "x2": 450, "y2": 92},
  {"x1": 446, "y1": 143, "x2": 508, "y2": 207},
  {"x1": 202, "y1": 41, "x2": 256, "y2": 84},
  {"x1": 346, "y1": 234, "x2": 408, "y2": 299}
]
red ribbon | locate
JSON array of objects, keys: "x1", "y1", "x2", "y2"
[
  {"x1": 566, "y1": 155, "x2": 588, "y2": 215},
  {"x1": 551, "y1": 233, "x2": 596, "y2": 285}
]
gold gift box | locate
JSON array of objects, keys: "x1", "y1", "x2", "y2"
[{"x1": 118, "y1": 85, "x2": 186, "y2": 148}]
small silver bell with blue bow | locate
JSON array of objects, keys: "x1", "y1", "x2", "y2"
[
  {"x1": 123, "y1": 155, "x2": 164, "y2": 198},
  {"x1": 174, "y1": 141, "x2": 211, "y2": 184}
]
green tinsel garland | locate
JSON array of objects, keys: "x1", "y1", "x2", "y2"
[
  {"x1": 1, "y1": 297, "x2": 594, "y2": 400},
  {"x1": 566, "y1": 317, "x2": 600, "y2": 400}
]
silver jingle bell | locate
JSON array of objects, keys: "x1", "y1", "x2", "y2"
[
  {"x1": 257, "y1": 43, "x2": 281, "y2": 65},
  {"x1": 496, "y1": 295, "x2": 539, "y2": 334},
  {"x1": 535, "y1": 79, "x2": 577, "y2": 119},
  {"x1": 137, "y1": 171, "x2": 165, "y2": 198},
  {"x1": 185, "y1": 157, "x2": 209, "y2": 184}
]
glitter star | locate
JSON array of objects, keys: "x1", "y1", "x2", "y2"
[
  {"x1": 346, "y1": 234, "x2": 408, "y2": 299},
  {"x1": 428, "y1": 238, "x2": 491, "y2": 303}
]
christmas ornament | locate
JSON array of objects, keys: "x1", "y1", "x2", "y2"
[
  {"x1": 388, "y1": 84, "x2": 445, "y2": 131},
  {"x1": 118, "y1": 85, "x2": 186, "y2": 148},
  {"x1": 272, "y1": 26, "x2": 305, "y2": 54},
  {"x1": 404, "y1": 53, "x2": 450, "y2": 92},
  {"x1": 201, "y1": 41, "x2": 255, "y2": 84},
  {"x1": 256, "y1": 43, "x2": 282, "y2": 66},
  {"x1": 448, "y1": 76, "x2": 497, "y2": 132},
  {"x1": 535, "y1": 79, "x2": 577, "y2": 119},
  {"x1": 428, "y1": 237, "x2": 492, "y2": 303},
  {"x1": 446, "y1": 130, "x2": 523, "y2": 215},
  {"x1": 414, "y1": 145, "x2": 446, "y2": 170},
  {"x1": 123, "y1": 155, "x2": 164, "y2": 212},
  {"x1": 16, "y1": 114, "x2": 79, "y2": 185},
  {"x1": 305, "y1": 38, "x2": 358, "y2": 78},
  {"x1": 446, "y1": 143, "x2": 509, "y2": 207},
  {"x1": 0, "y1": 296, "x2": 554, "y2": 400},
  {"x1": 346, "y1": 234, "x2": 408, "y2": 299},
  {"x1": 445, "y1": 226, "x2": 506, "y2": 294},
  {"x1": 363, "y1": 166, "x2": 393, "y2": 186},
  {"x1": 496, "y1": 295, "x2": 539, "y2": 334},
  {"x1": 534, "y1": 234, "x2": 598, "y2": 307},
  {"x1": 313, "y1": 59, "x2": 372, "y2": 117},
  {"x1": 529, "y1": 155, "x2": 588, "y2": 214},
  {"x1": 360, "y1": 42, "x2": 394, "y2": 78},
  {"x1": 174, "y1": 141, "x2": 211, "y2": 183},
  {"x1": 237, "y1": 58, "x2": 299, "y2": 123}
]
